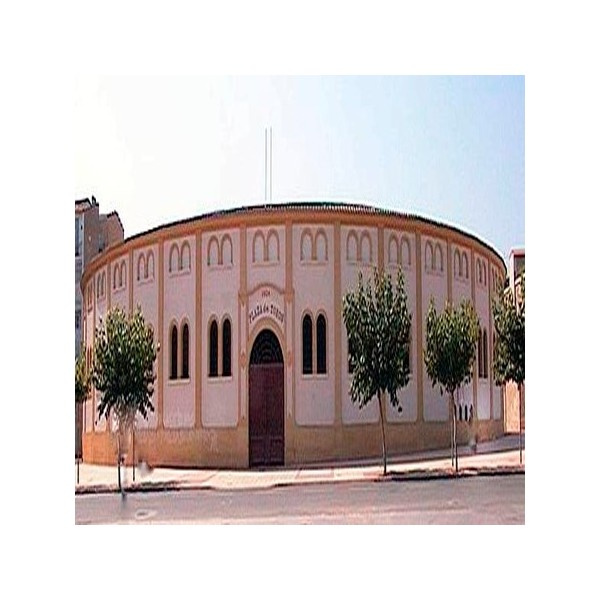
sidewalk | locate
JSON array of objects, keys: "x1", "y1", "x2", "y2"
[{"x1": 75, "y1": 434, "x2": 525, "y2": 495}]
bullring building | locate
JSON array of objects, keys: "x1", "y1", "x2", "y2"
[{"x1": 80, "y1": 202, "x2": 506, "y2": 468}]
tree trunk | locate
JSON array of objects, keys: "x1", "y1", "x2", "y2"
[
  {"x1": 519, "y1": 383, "x2": 523, "y2": 465},
  {"x1": 449, "y1": 395, "x2": 453, "y2": 467},
  {"x1": 117, "y1": 434, "x2": 122, "y2": 493},
  {"x1": 450, "y1": 394, "x2": 456, "y2": 468},
  {"x1": 378, "y1": 392, "x2": 388, "y2": 476},
  {"x1": 454, "y1": 396, "x2": 458, "y2": 474}
]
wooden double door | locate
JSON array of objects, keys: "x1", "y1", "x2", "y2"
[{"x1": 248, "y1": 329, "x2": 284, "y2": 467}]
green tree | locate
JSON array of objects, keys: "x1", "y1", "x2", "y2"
[
  {"x1": 342, "y1": 268, "x2": 412, "y2": 475},
  {"x1": 493, "y1": 273, "x2": 525, "y2": 463},
  {"x1": 75, "y1": 348, "x2": 90, "y2": 465},
  {"x1": 92, "y1": 306, "x2": 158, "y2": 493},
  {"x1": 424, "y1": 299, "x2": 479, "y2": 473},
  {"x1": 75, "y1": 347, "x2": 90, "y2": 405}
]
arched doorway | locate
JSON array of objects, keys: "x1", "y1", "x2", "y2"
[{"x1": 249, "y1": 328, "x2": 284, "y2": 467}]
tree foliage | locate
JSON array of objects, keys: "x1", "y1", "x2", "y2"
[
  {"x1": 92, "y1": 307, "x2": 157, "y2": 433},
  {"x1": 424, "y1": 298, "x2": 479, "y2": 472},
  {"x1": 492, "y1": 273, "x2": 525, "y2": 387},
  {"x1": 343, "y1": 268, "x2": 412, "y2": 409},
  {"x1": 75, "y1": 348, "x2": 90, "y2": 405},
  {"x1": 424, "y1": 299, "x2": 479, "y2": 398},
  {"x1": 342, "y1": 268, "x2": 412, "y2": 474}
]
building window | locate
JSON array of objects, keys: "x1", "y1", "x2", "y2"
[
  {"x1": 147, "y1": 251, "x2": 154, "y2": 279},
  {"x1": 435, "y1": 243, "x2": 444, "y2": 273},
  {"x1": 301, "y1": 230, "x2": 312, "y2": 262},
  {"x1": 222, "y1": 318, "x2": 232, "y2": 376},
  {"x1": 253, "y1": 231, "x2": 265, "y2": 263},
  {"x1": 400, "y1": 236, "x2": 411, "y2": 268},
  {"x1": 208, "y1": 236, "x2": 219, "y2": 266},
  {"x1": 388, "y1": 235, "x2": 399, "y2": 265},
  {"x1": 346, "y1": 230, "x2": 358, "y2": 262},
  {"x1": 403, "y1": 328, "x2": 412, "y2": 374},
  {"x1": 181, "y1": 242, "x2": 191, "y2": 271},
  {"x1": 267, "y1": 230, "x2": 279, "y2": 262},
  {"x1": 221, "y1": 236, "x2": 233, "y2": 266},
  {"x1": 137, "y1": 254, "x2": 145, "y2": 281},
  {"x1": 478, "y1": 327, "x2": 484, "y2": 379},
  {"x1": 482, "y1": 328, "x2": 488, "y2": 379},
  {"x1": 75, "y1": 218, "x2": 81, "y2": 257},
  {"x1": 315, "y1": 231, "x2": 327, "y2": 262},
  {"x1": 348, "y1": 337, "x2": 355, "y2": 374},
  {"x1": 425, "y1": 241, "x2": 434, "y2": 270},
  {"x1": 209, "y1": 320, "x2": 218, "y2": 377},
  {"x1": 360, "y1": 232, "x2": 372, "y2": 264},
  {"x1": 170, "y1": 325, "x2": 178, "y2": 380},
  {"x1": 302, "y1": 314, "x2": 313, "y2": 375},
  {"x1": 182, "y1": 323, "x2": 190, "y2": 379},
  {"x1": 316, "y1": 314, "x2": 327, "y2": 374}
]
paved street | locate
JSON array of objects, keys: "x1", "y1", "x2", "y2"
[{"x1": 75, "y1": 474, "x2": 524, "y2": 524}]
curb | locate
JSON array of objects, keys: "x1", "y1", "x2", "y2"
[{"x1": 75, "y1": 465, "x2": 525, "y2": 496}]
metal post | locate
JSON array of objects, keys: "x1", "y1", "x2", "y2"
[{"x1": 270, "y1": 127, "x2": 272, "y2": 201}]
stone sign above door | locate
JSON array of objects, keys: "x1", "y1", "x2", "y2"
[{"x1": 247, "y1": 285, "x2": 285, "y2": 330}]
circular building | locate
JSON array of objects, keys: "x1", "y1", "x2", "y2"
[{"x1": 80, "y1": 202, "x2": 507, "y2": 468}]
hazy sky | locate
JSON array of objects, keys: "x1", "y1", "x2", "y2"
[{"x1": 74, "y1": 75, "x2": 524, "y2": 261}]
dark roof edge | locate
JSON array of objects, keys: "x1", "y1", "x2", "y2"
[{"x1": 122, "y1": 201, "x2": 506, "y2": 267}]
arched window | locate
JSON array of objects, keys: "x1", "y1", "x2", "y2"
[
  {"x1": 301, "y1": 230, "x2": 312, "y2": 261},
  {"x1": 302, "y1": 314, "x2": 313, "y2": 375},
  {"x1": 113, "y1": 264, "x2": 119, "y2": 289},
  {"x1": 483, "y1": 329, "x2": 488, "y2": 379},
  {"x1": 221, "y1": 236, "x2": 233, "y2": 266},
  {"x1": 169, "y1": 244, "x2": 179, "y2": 273},
  {"x1": 170, "y1": 324, "x2": 178, "y2": 380},
  {"x1": 482, "y1": 264, "x2": 487, "y2": 287},
  {"x1": 425, "y1": 241, "x2": 434, "y2": 270},
  {"x1": 208, "y1": 236, "x2": 219, "y2": 266},
  {"x1": 209, "y1": 320, "x2": 218, "y2": 378},
  {"x1": 137, "y1": 254, "x2": 145, "y2": 281},
  {"x1": 462, "y1": 252, "x2": 469, "y2": 280},
  {"x1": 360, "y1": 232, "x2": 372, "y2": 263},
  {"x1": 253, "y1": 231, "x2": 265, "y2": 263},
  {"x1": 222, "y1": 318, "x2": 232, "y2": 377},
  {"x1": 454, "y1": 249, "x2": 461, "y2": 277},
  {"x1": 267, "y1": 230, "x2": 279, "y2": 262},
  {"x1": 347, "y1": 231, "x2": 358, "y2": 262},
  {"x1": 181, "y1": 242, "x2": 191, "y2": 271},
  {"x1": 315, "y1": 231, "x2": 327, "y2": 262},
  {"x1": 182, "y1": 323, "x2": 190, "y2": 379},
  {"x1": 403, "y1": 327, "x2": 412, "y2": 374},
  {"x1": 435, "y1": 244, "x2": 444, "y2": 272},
  {"x1": 146, "y1": 250, "x2": 154, "y2": 279},
  {"x1": 400, "y1": 236, "x2": 411, "y2": 267},
  {"x1": 388, "y1": 235, "x2": 399, "y2": 265},
  {"x1": 477, "y1": 327, "x2": 483, "y2": 378},
  {"x1": 316, "y1": 314, "x2": 327, "y2": 374}
]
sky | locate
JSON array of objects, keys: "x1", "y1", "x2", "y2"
[{"x1": 74, "y1": 75, "x2": 524, "y2": 261}]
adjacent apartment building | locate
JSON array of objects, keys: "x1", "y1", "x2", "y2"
[
  {"x1": 75, "y1": 197, "x2": 124, "y2": 455},
  {"x1": 503, "y1": 247, "x2": 525, "y2": 434}
]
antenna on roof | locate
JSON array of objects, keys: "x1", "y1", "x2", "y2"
[{"x1": 264, "y1": 127, "x2": 273, "y2": 203}]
